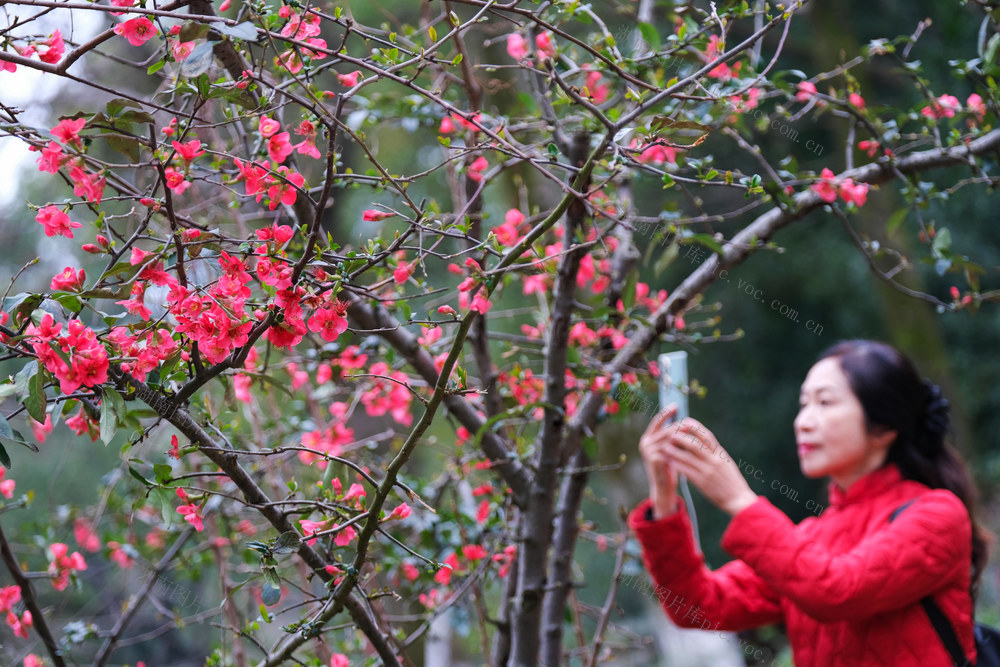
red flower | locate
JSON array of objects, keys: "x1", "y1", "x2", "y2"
[
  {"x1": 267, "y1": 131, "x2": 293, "y2": 163},
  {"x1": 337, "y1": 70, "x2": 361, "y2": 87},
  {"x1": 848, "y1": 92, "x2": 865, "y2": 109},
  {"x1": 38, "y1": 29, "x2": 65, "y2": 64},
  {"x1": 467, "y1": 156, "x2": 488, "y2": 182},
  {"x1": 113, "y1": 17, "x2": 158, "y2": 47},
  {"x1": 171, "y1": 139, "x2": 204, "y2": 164},
  {"x1": 362, "y1": 209, "x2": 394, "y2": 221},
  {"x1": 307, "y1": 299, "x2": 349, "y2": 342},
  {"x1": 177, "y1": 502, "x2": 204, "y2": 532},
  {"x1": 809, "y1": 168, "x2": 838, "y2": 203},
  {"x1": 35, "y1": 141, "x2": 64, "y2": 173},
  {"x1": 258, "y1": 116, "x2": 281, "y2": 138},
  {"x1": 164, "y1": 167, "x2": 191, "y2": 194},
  {"x1": 36, "y1": 206, "x2": 81, "y2": 238},
  {"x1": 50, "y1": 266, "x2": 85, "y2": 291},
  {"x1": 52, "y1": 118, "x2": 86, "y2": 147},
  {"x1": 796, "y1": 81, "x2": 817, "y2": 102}
]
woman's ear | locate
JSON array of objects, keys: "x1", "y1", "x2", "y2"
[{"x1": 870, "y1": 426, "x2": 898, "y2": 452}]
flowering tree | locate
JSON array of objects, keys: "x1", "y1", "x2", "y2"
[{"x1": 0, "y1": 0, "x2": 998, "y2": 664}]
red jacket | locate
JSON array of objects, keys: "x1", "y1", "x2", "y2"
[{"x1": 628, "y1": 464, "x2": 976, "y2": 666}]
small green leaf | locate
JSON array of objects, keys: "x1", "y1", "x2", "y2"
[
  {"x1": 25, "y1": 369, "x2": 46, "y2": 423},
  {"x1": 216, "y1": 22, "x2": 259, "y2": 41},
  {"x1": 886, "y1": 208, "x2": 908, "y2": 237},
  {"x1": 147, "y1": 60, "x2": 166, "y2": 75},
  {"x1": 662, "y1": 173, "x2": 675, "y2": 189},
  {"x1": 106, "y1": 98, "x2": 142, "y2": 117},
  {"x1": 0, "y1": 443, "x2": 11, "y2": 469},
  {"x1": 0, "y1": 412, "x2": 13, "y2": 441},
  {"x1": 272, "y1": 531, "x2": 301, "y2": 554},
  {"x1": 100, "y1": 388, "x2": 125, "y2": 446},
  {"x1": 261, "y1": 567, "x2": 282, "y2": 605},
  {"x1": 181, "y1": 42, "x2": 215, "y2": 79},
  {"x1": 428, "y1": 25, "x2": 437, "y2": 42},
  {"x1": 638, "y1": 22, "x2": 661, "y2": 51},
  {"x1": 128, "y1": 465, "x2": 153, "y2": 487}
]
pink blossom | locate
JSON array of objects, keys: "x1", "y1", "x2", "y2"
[
  {"x1": 393, "y1": 259, "x2": 415, "y2": 284},
  {"x1": 796, "y1": 81, "x2": 817, "y2": 102},
  {"x1": 52, "y1": 118, "x2": 86, "y2": 147},
  {"x1": 177, "y1": 503, "x2": 204, "y2": 531},
  {"x1": 299, "y1": 518, "x2": 326, "y2": 545},
  {"x1": 171, "y1": 139, "x2": 204, "y2": 164},
  {"x1": 507, "y1": 34, "x2": 528, "y2": 60},
  {"x1": 330, "y1": 655, "x2": 349, "y2": 667},
  {"x1": 35, "y1": 141, "x2": 64, "y2": 173},
  {"x1": 467, "y1": 156, "x2": 488, "y2": 182},
  {"x1": 809, "y1": 167, "x2": 838, "y2": 203},
  {"x1": 858, "y1": 139, "x2": 879, "y2": 157},
  {"x1": 470, "y1": 292, "x2": 491, "y2": 314},
  {"x1": 266, "y1": 165, "x2": 305, "y2": 210},
  {"x1": 50, "y1": 266, "x2": 85, "y2": 291},
  {"x1": 164, "y1": 167, "x2": 190, "y2": 193},
  {"x1": 69, "y1": 165, "x2": 106, "y2": 203},
  {"x1": 48, "y1": 542, "x2": 87, "y2": 591},
  {"x1": 967, "y1": 93, "x2": 986, "y2": 120},
  {"x1": 362, "y1": 209, "x2": 394, "y2": 221},
  {"x1": 337, "y1": 70, "x2": 361, "y2": 87},
  {"x1": 921, "y1": 94, "x2": 961, "y2": 119},
  {"x1": 36, "y1": 206, "x2": 82, "y2": 238},
  {"x1": 113, "y1": 17, "x2": 158, "y2": 47},
  {"x1": 476, "y1": 500, "x2": 490, "y2": 524},
  {"x1": 307, "y1": 299, "x2": 349, "y2": 342},
  {"x1": 495, "y1": 209, "x2": 525, "y2": 246},
  {"x1": 584, "y1": 68, "x2": 609, "y2": 103},
  {"x1": 267, "y1": 132, "x2": 293, "y2": 163},
  {"x1": 38, "y1": 29, "x2": 65, "y2": 64},
  {"x1": 838, "y1": 179, "x2": 869, "y2": 206},
  {"x1": 402, "y1": 562, "x2": 420, "y2": 581},
  {"x1": 171, "y1": 40, "x2": 194, "y2": 61},
  {"x1": 388, "y1": 503, "x2": 411, "y2": 520},
  {"x1": 848, "y1": 92, "x2": 865, "y2": 109},
  {"x1": 437, "y1": 305, "x2": 457, "y2": 316},
  {"x1": 0, "y1": 60, "x2": 15, "y2": 74},
  {"x1": 258, "y1": 116, "x2": 281, "y2": 138},
  {"x1": 0, "y1": 469, "x2": 15, "y2": 499},
  {"x1": 462, "y1": 544, "x2": 488, "y2": 561},
  {"x1": 333, "y1": 524, "x2": 356, "y2": 547}
]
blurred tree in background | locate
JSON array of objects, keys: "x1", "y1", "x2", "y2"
[{"x1": 0, "y1": 0, "x2": 998, "y2": 665}]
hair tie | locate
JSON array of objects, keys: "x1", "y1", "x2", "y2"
[{"x1": 921, "y1": 380, "x2": 950, "y2": 438}]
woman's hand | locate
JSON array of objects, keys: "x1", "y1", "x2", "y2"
[
  {"x1": 638, "y1": 406, "x2": 681, "y2": 518},
  {"x1": 661, "y1": 417, "x2": 758, "y2": 517}
]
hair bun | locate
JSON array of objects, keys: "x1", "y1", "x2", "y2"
[{"x1": 921, "y1": 380, "x2": 950, "y2": 437}]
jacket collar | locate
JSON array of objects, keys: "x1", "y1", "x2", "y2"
[{"x1": 827, "y1": 463, "x2": 902, "y2": 508}]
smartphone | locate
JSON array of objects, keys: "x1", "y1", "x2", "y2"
[
  {"x1": 658, "y1": 351, "x2": 688, "y2": 422},
  {"x1": 656, "y1": 350, "x2": 701, "y2": 551}
]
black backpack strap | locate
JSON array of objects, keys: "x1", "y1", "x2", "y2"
[{"x1": 891, "y1": 501, "x2": 972, "y2": 667}]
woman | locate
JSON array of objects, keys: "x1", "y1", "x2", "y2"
[{"x1": 629, "y1": 340, "x2": 988, "y2": 666}]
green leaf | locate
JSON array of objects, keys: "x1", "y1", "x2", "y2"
[
  {"x1": 932, "y1": 227, "x2": 952, "y2": 256},
  {"x1": 128, "y1": 465, "x2": 153, "y2": 487},
  {"x1": 153, "y1": 463, "x2": 174, "y2": 485},
  {"x1": 105, "y1": 135, "x2": 142, "y2": 162},
  {"x1": 0, "y1": 413, "x2": 12, "y2": 441},
  {"x1": 638, "y1": 22, "x2": 661, "y2": 51},
  {"x1": 261, "y1": 567, "x2": 282, "y2": 605},
  {"x1": 178, "y1": 22, "x2": 212, "y2": 43},
  {"x1": 0, "y1": 443, "x2": 9, "y2": 469},
  {"x1": 649, "y1": 116, "x2": 712, "y2": 148},
  {"x1": 147, "y1": 60, "x2": 166, "y2": 75},
  {"x1": 886, "y1": 208, "x2": 908, "y2": 237},
  {"x1": 25, "y1": 369, "x2": 47, "y2": 423},
  {"x1": 106, "y1": 98, "x2": 142, "y2": 117},
  {"x1": 272, "y1": 531, "x2": 301, "y2": 555},
  {"x1": 686, "y1": 233, "x2": 725, "y2": 256},
  {"x1": 216, "y1": 22, "x2": 259, "y2": 41},
  {"x1": 3, "y1": 293, "x2": 43, "y2": 325},
  {"x1": 14, "y1": 361, "x2": 38, "y2": 400},
  {"x1": 181, "y1": 42, "x2": 215, "y2": 79},
  {"x1": 100, "y1": 387, "x2": 125, "y2": 446},
  {"x1": 662, "y1": 173, "x2": 675, "y2": 189},
  {"x1": 117, "y1": 110, "x2": 156, "y2": 125}
]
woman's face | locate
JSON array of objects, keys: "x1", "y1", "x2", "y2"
[{"x1": 793, "y1": 357, "x2": 895, "y2": 490}]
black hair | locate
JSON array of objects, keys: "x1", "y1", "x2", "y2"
[{"x1": 818, "y1": 339, "x2": 989, "y2": 599}]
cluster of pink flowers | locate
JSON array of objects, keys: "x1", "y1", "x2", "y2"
[
  {"x1": 0, "y1": 468, "x2": 15, "y2": 499},
  {"x1": 630, "y1": 138, "x2": 677, "y2": 166},
  {"x1": 298, "y1": 403, "x2": 355, "y2": 469},
  {"x1": 360, "y1": 361, "x2": 413, "y2": 426},
  {"x1": 704, "y1": 35, "x2": 741, "y2": 81},
  {"x1": 1, "y1": 585, "x2": 32, "y2": 639},
  {"x1": 494, "y1": 208, "x2": 526, "y2": 247},
  {"x1": 507, "y1": 32, "x2": 555, "y2": 61},
  {"x1": 439, "y1": 111, "x2": 481, "y2": 135},
  {"x1": 26, "y1": 314, "x2": 109, "y2": 394},
  {"x1": 1, "y1": 28, "x2": 64, "y2": 73},
  {"x1": 233, "y1": 156, "x2": 305, "y2": 211},
  {"x1": 106, "y1": 327, "x2": 178, "y2": 382},
  {"x1": 809, "y1": 167, "x2": 869, "y2": 206},
  {"x1": 33, "y1": 118, "x2": 107, "y2": 205},
  {"x1": 275, "y1": 5, "x2": 327, "y2": 73},
  {"x1": 48, "y1": 543, "x2": 87, "y2": 591},
  {"x1": 163, "y1": 138, "x2": 205, "y2": 195}
]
